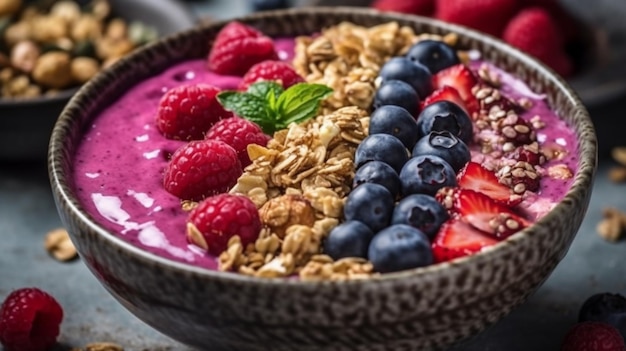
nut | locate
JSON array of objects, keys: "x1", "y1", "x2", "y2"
[
  {"x1": 596, "y1": 208, "x2": 626, "y2": 242},
  {"x1": 50, "y1": 1, "x2": 82, "y2": 24},
  {"x1": 30, "y1": 15, "x2": 69, "y2": 43},
  {"x1": 44, "y1": 228, "x2": 77, "y2": 261},
  {"x1": 71, "y1": 56, "x2": 100, "y2": 83},
  {"x1": 258, "y1": 194, "x2": 316, "y2": 239},
  {"x1": 612, "y1": 147, "x2": 626, "y2": 167},
  {"x1": 32, "y1": 51, "x2": 73, "y2": 89},
  {"x1": 0, "y1": 0, "x2": 21, "y2": 16},
  {"x1": 608, "y1": 167, "x2": 626, "y2": 183},
  {"x1": 71, "y1": 14, "x2": 103, "y2": 41},
  {"x1": 547, "y1": 164, "x2": 573, "y2": 180},
  {"x1": 10, "y1": 40, "x2": 39, "y2": 73}
]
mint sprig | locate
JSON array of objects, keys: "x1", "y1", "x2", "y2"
[{"x1": 217, "y1": 81, "x2": 332, "y2": 135}]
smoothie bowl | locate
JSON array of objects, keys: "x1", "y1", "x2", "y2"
[{"x1": 48, "y1": 7, "x2": 597, "y2": 351}]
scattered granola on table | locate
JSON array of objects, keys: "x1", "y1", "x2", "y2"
[
  {"x1": 44, "y1": 227, "x2": 78, "y2": 262},
  {"x1": 595, "y1": 146, "x2": 626, "y2": 242},
  {"x1": 596, "y1": 207, "x2": 626, "y2": 243}
]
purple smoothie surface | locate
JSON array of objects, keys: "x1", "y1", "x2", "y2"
[{"x1": 72, "y1": 38, "x2": 578, "y2": 270}]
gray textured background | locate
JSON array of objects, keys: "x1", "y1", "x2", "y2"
[{"x1": 2, "y1": 0, "x2": 626, "y2": 350}]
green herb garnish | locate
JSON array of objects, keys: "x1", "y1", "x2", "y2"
[{"x1": 217, "y1": 81, "x2": 333, "y2": 135}]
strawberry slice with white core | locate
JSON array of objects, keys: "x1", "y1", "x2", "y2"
[
  {"x1": 431, "y1": 219, "x2": 499, "y2": 263},
  {"x1": 457, "y1": 162, "x2": 521, "y2": 206},
  {"x1": 421, "y1": 85, "x2": 470, "y2": 115},
  {"x1": 455, "y1": 188, "x2": 530, "y2": 239},
  {"x1": 432, "y1": 64, "x2": 479, "y2": 115}
]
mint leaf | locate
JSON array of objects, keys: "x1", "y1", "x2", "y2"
[
  {"x1": 216, "y1": 81, "x2": 333, "y2": 136},
  {"x1": 276, "y1": 83, "x2": 333, "y2": 128},
  {"x1": 217, "y1": 91, "x2": 274, "y2": 133},
  {"x1": 247, "y1": 81, "x2": 284, "y2": 100}
]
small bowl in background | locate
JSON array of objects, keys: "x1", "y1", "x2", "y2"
[
  {"x1": 49, "y1": 7, "x2": 597, "y2": 351},
  {"x1": 0, "y1": 0, "x2": 196, "y2": 160}
]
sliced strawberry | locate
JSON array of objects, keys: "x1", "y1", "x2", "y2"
[
  {"x1": 421, "y1": 85, "x2": 471, "y2": 114},
  {"x1": 457, "y1": 162, "x2": 521, "y2": 206},
  {"x1": 432, "y1": 219, "x2": 499, "y2": 263},
  {"x1": 432, "y1": 64, "x2": 480, "y2": 114},
  {"x1": 455, "y1": 189, "x2": 530, "y2": 239}
]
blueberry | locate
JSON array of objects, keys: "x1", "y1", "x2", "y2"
[
  {"x1": 416, "y1": 101, "x2": 473, "y2": 144},
  {"x1": 368, "y1": 224, "x2": 433, "y2": 273},
  {"x1": 353, "y1": 160, "x2": 401, "y2": 199},
  {"x1": 391, "y1": 194, "x2": 449, "y2": 240},
  {"x1": 251, "y1": 0, "x2": 290, "y2": 11},
  {"x1": 355, "y1": 134, "x2": 409, "y2": 173},
  {"x1": 406, "y1": 40, "x2": 460, "y2": 74},
  {"x1": 379, "y1": 57, "x2": 432, "y2": 99},
  {"x1": 323, "y1": 220, "x2": 375, "y2": 260},
  {"x1": 399, "y1": 154, "x2": 457, "y2": 196},
  {"x1": 373, "y1": 80, "x2": 420, "y2": 116},
  {"x1": 579, "y1": 293, "x2": 626, "y2": 340},
  {"x1": 369, "y1": 105, "x2": 420, "y2": 150},
  {"x1": 411, "y1": 130, "x2": 471, "y2": 172},
  {"x1": 344, "y1": 183, "x2": 394, "y2": 232}
]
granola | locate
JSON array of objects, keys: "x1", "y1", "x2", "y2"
[
  {"x1": 227, "y1": 105, "x2": 370, "y2": 278},
  {"x1": 293, "y1": 21, "x2": 458, "y2": 114}
]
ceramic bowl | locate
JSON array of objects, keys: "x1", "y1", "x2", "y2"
[
  {"x1": 0, "y1": 0, "x2": 196, "y2": 160},
  {"x1": 48, "y1": 7, "x2": 597, "y2": 351}
]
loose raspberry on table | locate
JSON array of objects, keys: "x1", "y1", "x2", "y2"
[
  {"x1": 0, "y1": 287, "x2": 63, "y2": 351},
  {"x1": 187, "y1": 194, "x2": 262, "y2": 256},
  {"x1": 207, "y1": 21, "x2": 278, "y2": 76},
  {"x1": 163, "y1": 140, "x2": 242, "y2": 201},
  {"x1": 205, "y1": 117, "x2": 270, "y2": 168},
  {"x1": 561, "y1": 321, "x2": 626, "y2": 351},
  {"x1": 156, "y1": 84, "x2": 233, "y2": 141},
  {"x1": 238, "y1": 60, "x2": 304, "y2": 91}
]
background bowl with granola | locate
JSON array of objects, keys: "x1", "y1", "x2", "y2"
[
  {"x1": 0, "y1": 0, "x2": 196, "y2": 160},
  {"x1": 49, "y1": 7, "x2": 596, "y2": 351}
]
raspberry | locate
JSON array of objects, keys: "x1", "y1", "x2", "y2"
[
  {"x1": 435, "y1": 0, "x2": 520, "y2": 37},
  {"x1": 163, "y1": 140, "x2": 242, "y2": 201},
  {"x1": 156, "y1": 84, "x2": 233, "y2": 141},
  {"x1": 502, "y1": 7, "x2": 573, "y2": 77},
  {"x1": 205, "y1": 117, "x2": 270, "y2": 168},
  {"x1": 0, "y1": 288, "x2": 63, "y2": 351},
  {"x1": 238, "y1": 60, "x2": 304, "y2": 91},
  {"x1": 187, "y1": 194, "x2": 262, "y2": 256},
  {"x1": 510, "y1": 145, "x2": 545, "y2": 166},
  {"x1": 207, "y1": 21, "x2": 278, "y2": 76},
  {"x1": 561, "y1": 321, "x2": 625, "y2": 351},
  {"x1": 371, "y1": 0, "x2": 435, "y2": 17}
]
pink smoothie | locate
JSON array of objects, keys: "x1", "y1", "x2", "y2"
[{"x1": 72, "y1": 39, "x2": 578, "y2": 270}]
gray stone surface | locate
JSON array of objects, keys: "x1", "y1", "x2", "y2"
[{"x1": 2, "y1": 1, "x2": 626, "y2": 350}]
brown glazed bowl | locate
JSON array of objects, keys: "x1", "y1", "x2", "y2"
[{"x1": 48, "y1": 7, "x2": 597, "y2": 351}]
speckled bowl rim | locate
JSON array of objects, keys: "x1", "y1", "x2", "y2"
[{"x1": 48, "y1": 7, "x2": 597, "y2": 288}]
